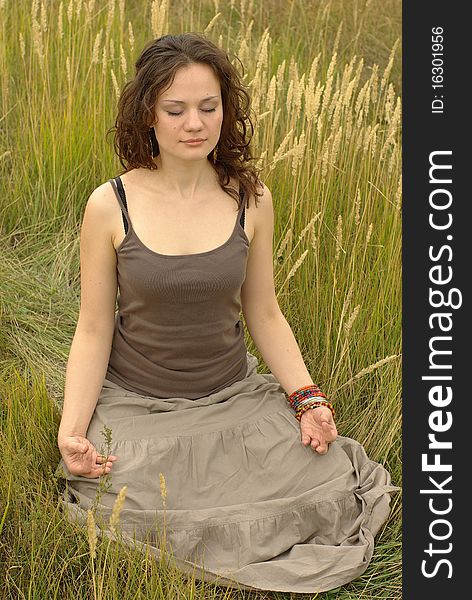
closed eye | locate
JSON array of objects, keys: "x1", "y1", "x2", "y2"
[{"x1": 167, "y1": 108, "x2": 217, "y2": 116}]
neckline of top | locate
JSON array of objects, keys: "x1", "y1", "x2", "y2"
[{"x1": 114, "y1": 177, "x2": 249, "y2": 259}]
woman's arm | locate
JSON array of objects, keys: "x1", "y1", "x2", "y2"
[
  {"x1": 241, "y1": 184, "x2": 316, "y2": 395},
  {"x1": 241, "y1": 184, "x2": 337, "y2": 454},
  {"x1": 57, "y1": 183, "x2": 119, "y2": 442}
]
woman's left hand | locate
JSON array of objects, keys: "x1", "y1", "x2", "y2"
[{"x1": 299, "y1": 406, "x2": 338, "y2": 454}]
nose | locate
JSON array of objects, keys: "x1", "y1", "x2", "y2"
[{"x1": 183, "y1": 108, "x2": 204, "y2": 131}]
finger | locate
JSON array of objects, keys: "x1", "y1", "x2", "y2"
[
  {"x1": 101, "y1": 462, "x2": 108, "y2": 474},
  {"x1": 76, "y1": 457, "x2": 115, "y2": 477},
  {"x1": 92, "y1": 462, "x2": 109, "y2": 476},
  {"x1": 317, "y1": 433, "x2": 334, "y2": 454},
  {"x1": 316, "y1": 433, "x2": 329, "y2": 452},
  {"x1": 301, "y1": 432, "x2": 311, "y2": 446},
  {"x1": 310, "y1": 438, "x2": 320, "y2": 450},
  {"x1": 69, "y1": 464, "x2": 104, "y2": 478},
  {"x1": 97, "y1": 452, "x2": 119, "y2": 460},
  {"x1": 95, "y1": 457, "x2": 111, "y2": 475},
  {"x1": 95, "y1": 459, "x2": 114, "y2": 470},
  {"x1": 82, "y1": 466, "x2": 111, "y2": 479}
]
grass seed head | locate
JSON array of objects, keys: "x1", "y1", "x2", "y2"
[
  {"x1": 344, "y1": 304, "x2": 360, "y2": 337},
  {"x1": 381, "y1": 39, "x2": 399, "y2": 93},
  {"x1": 159, "y1": 472, "x2": 167, "y2": 509},
  {"x1": 128, "y1": 21, "x2": 135, "y2": 54},
  {"x1": 395, "y1": 174, "x2": 402, "y2": 211},
  {"x1": 355, "y1": 188, "x2": 361, "y2": 227},
  {"x1": 66, "y1": 56, "x2": 71, "y2": 87},
  {"x1": 66, "y1": 0, "x2": 73, "y2": 24},
  {"x1": 267, "y1": 75, "x2": 276, "y2": 113},
  {"x1": 92, "y1": 30, "x2": 102, "y2": 64},
  {"x1": 203, "y1": 12, "x2": 221, "y2": 35},
  {"x1": 87, "y1": 508, "x2": 97, "y2": 559},
  {"x1": 110, "y1": 68, "x2": 120, "y2": 101},
  {"x1": 101, "y1": 44, "x2": 108, "y2": 76},
  {"x1": 276, "y1": 228, "x2": 292, "y2": 263},
  {"x1": 86, "y1": 1, "x2": 96, "y2": 24},
  {"x1": 286, "y1": 249, "x2": 308, "y2": 282},
  {"x1": 109, "y1": 484, "x2": 128, "y2": 532},
  {"x1": 299, "y1": 213, "x2": 320, "y2": 242},
  {"x1": 19, "y1": 32, "x2": 26, "y2": 60},
  {"x1": 120, "y1": 43, "x2": 127, "y2": 77},
  {"x1": 106, "y1": 0, "x2": 116, "y2": 37},
  {"x1": 57, "y1": 2, "x2": 64, "y2": 38},
  {"x1": 275, "y1": 59, "x2": 286, "y2": 94}
]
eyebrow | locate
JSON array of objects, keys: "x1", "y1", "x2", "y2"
[{"x1": 161, "y1": 95, "x2": 219, "y2": 104}]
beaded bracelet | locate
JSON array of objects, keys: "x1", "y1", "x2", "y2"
[
  {"x1": 294, "y1": 399, "x2": 335, "y2": 422},
  {"x1": 289, "y1": 384, "x2": 327, "y2": 399},
  {"x1": 288, "y1": 384, "x2": 328, "y2": 409},
  {"x1": 287, "y1": 384, "x2": 335, "y2": 422}
]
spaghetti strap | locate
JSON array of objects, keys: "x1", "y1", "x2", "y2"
[
  {"x1": 109, "y1": 177, "x2": 129, "y2": 235},
  {"x1": 238, "y1": 186, "x2": 245, "y2": 229}
]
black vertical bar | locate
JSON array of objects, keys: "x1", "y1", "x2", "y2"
[{"x1": 403, "y1": 3, "x2": 468, "y2": 598}]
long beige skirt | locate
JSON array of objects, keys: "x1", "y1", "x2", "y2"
[{"x1": 55, "y1": 352, "x2": 398, "y2": 594}]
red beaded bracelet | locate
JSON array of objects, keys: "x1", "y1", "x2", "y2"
[
  {"x1": 287, "y1": 384, "x2": 335, "y2": 422},
  {"x1": 288, "y1": 385, "x2": 327, "y2": 402}
]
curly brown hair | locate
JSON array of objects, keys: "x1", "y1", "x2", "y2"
[{"x1": 106, "y1": 32, "x2": 264, "y2": 208}]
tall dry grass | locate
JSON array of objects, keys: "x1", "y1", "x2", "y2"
[{"x1": 0, "y1": 1, "x2": 401, "y2": 598}]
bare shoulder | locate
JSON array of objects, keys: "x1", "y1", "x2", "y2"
[
  {"x1": 245, "y1": 181, "x2": 272, "y2": 213},
  {"x1": 247, "y1": 181, "x2": 274, "y2": 238},
  {"x1": 82, "y1": 180, "x2": 123, "y2": 247},
  {"x1": 256, "y1": 181, "x2": 273, "y2": 209},
  {"x1": 85, "y1": 180, "x2": 118, "y2": 215}
]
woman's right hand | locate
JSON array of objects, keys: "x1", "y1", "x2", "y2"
[{"x1": 58, "y1": 435, "x2": 118, "y2": 478}]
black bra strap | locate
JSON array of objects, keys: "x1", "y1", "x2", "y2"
[
  {"x1": 114, "y1": 177, "x2": 129, "y2": 235},
  {"x1": 239, "y1": 187, "x2": 245, "y2": 229}
]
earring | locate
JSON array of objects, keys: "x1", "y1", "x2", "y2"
[
  {"x1": 149, "y1": 128, "x2": 159, "y2": 157},
  {"x1": 213, "y1": 145, "x2": 218, "y2": 164}
]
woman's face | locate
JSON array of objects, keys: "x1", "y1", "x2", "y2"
[{"x1": 152, "y1": 62, "x2": 223, "y2": 162}]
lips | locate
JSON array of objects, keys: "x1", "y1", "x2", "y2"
[{"x1": 183, "y1": 138, "x2": 205, "y2": 142}]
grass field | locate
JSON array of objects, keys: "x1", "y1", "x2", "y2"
[{"x1": 0, "y1": 1, "x2": 402, "y2": 598}]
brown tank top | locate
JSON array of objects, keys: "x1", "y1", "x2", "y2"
[{"x1": 105, "y1": 176, "x2": 250, "y2": 399}]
